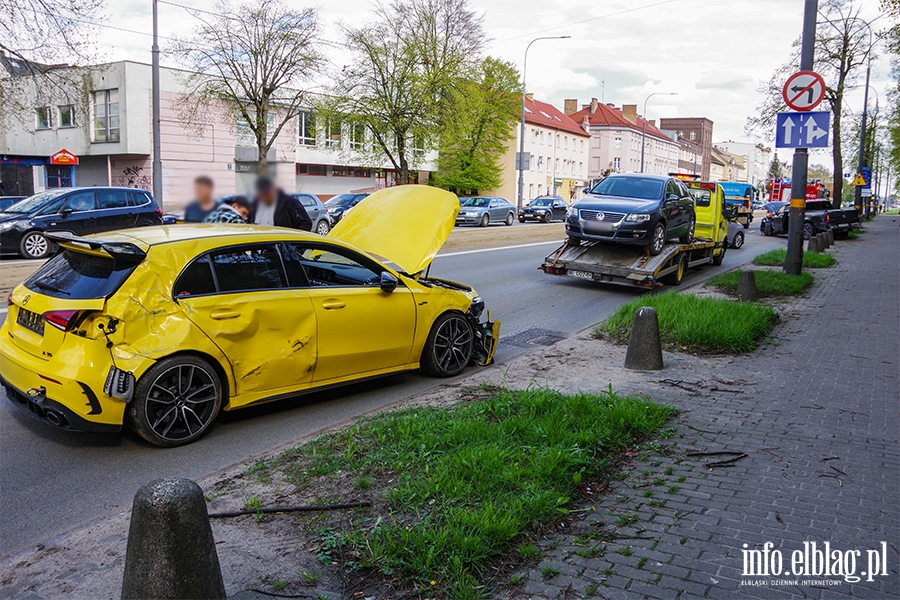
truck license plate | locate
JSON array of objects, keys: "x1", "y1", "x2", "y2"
[{"x1": 568, "y1": 270, "x2": 595, "y2": 280}]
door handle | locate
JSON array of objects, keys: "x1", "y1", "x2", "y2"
[
  {"x1": 210, "y1": 309, "x2": 240, "y2": 320},
  {"x1": 321, "y1": 300, "x2": 345, "y2": 310}
]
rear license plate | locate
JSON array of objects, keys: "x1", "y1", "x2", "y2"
[
  {"x1": 16, "y1": 308, "x2": 44, "y2": 336},
  {"x1": 568, "y1": 270, "x2": 595, "y2": 280}
]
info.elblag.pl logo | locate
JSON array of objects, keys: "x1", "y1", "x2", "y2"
[{"x1": 741, "y1": 542, "x2": 890, "y2": 585}]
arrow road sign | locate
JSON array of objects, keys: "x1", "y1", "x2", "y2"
[
  {"x1": 775, "y1": 111, "x2": 830, "y2": 148},
  {"x1": 782, "y1": 70, "x2": 827, "y2": 111}
]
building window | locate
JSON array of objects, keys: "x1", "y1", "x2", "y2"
[
  {"x1": 528, "y1": 183, "x2": 534, "y2": 198},
  {"x1": 537, "y1": 156, "x2": 544, "y2": 171},
  {"x1": 690, "y1": 131, "x2": 696, "y2": 141},
  {"x1": 93, "y1": 89, "x2": 120, "y2": 142},
  {"x1": 349, "y1": 123, "x2": 365, "y2": 149},
  {"x1": 613, "y1": 157, "x2": 621, "y2": 171},
  {"x1": 614, "y1": 136, "x2": 622, "y2": 149},
  {"x1": 333, "y1": 166, "x2": 371, "y2": 177},
  {"x1": 46, "y1": 165, "x2": 73, "y2": 188},
  {"x1": 299, "y1": 112, "x2": 316, "y2": 146},
  {"x1": 324, "y1": 117, "x2": 342, "y2": 148},
  {"x1": 555, "y1": 158, "x2": 559, "y2": 172},
  {"x1": 36, "y1": 107, "x2": 52, "y2": 129},
  {"x1": 296, "y1": 163, "x2": 327, "y2": 176},
  {"x1": 58, "y1": 104, "x2": 75, "y2": 128}
]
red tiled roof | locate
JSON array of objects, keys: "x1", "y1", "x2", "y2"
[
  {"x1": 568, "y1": 102, "x2": 672, "y2": 143},
  {"x1": 523, "y1": 98, "x2": 591, "y2": 138}
]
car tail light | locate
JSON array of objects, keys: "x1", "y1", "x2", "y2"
[
  {"x1": 766, "y1": 211, "x2": 773, "y2": 218},
  {"x1": 155, "y1": 208, "x2": 164, "y2": 216},
  {"x1": 43, "y1": 310, "x2": 80, "y2": 331},
  {"x1": 6, "y1": 291, "x2": 12, "y2": 307},
  {"x1": 825, "y1": 213, "x2": 831, "y2": 223}
]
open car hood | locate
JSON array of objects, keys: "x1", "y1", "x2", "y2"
[{"x1": 328, "y1": 186, "x2": 459, "y2": 275}]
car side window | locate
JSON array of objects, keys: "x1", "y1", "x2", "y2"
[
  {"x1": 128, "y1": 192, "x2": 151, "y2": 207},
  {"x1": 64, "y1": 192, "x2": 95, "y2": 213},
  {"x1": 97, "y1": 190, "x2": 130, "y2": 209},
  {"x1": 665, "y1": 181, "x2": 680, "y2": 199},
  {"x1": 297, "y1": 195, "x2": 316, "y2": 207},
  {"x1": 174, "y1": 255, "x2": 217, "y2": 297},
  {"x1": 37, "y1": 197, "x2": 67, "y2": 216},
  {"x1": 288, "y1": 243, "x2": 381, "y2": 287},
  {"x1": 211, "y1": 244, "x2": 287, "y2": 293}
]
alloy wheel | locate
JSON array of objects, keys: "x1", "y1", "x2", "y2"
[
  {"x1": 733, "y1": 232, "x2": 744, "y2": 248},
  {"x1": 315, "y1": 220, "x2": 330, "y2": 235},
  {"x1": 144, "y1": 364, "x2": 219, "y2": 442},
  {"x1": 652, "y1": 224, "x2": 666, "y2": 254},
  {"x1": 22, "y1": 233, "x2": 49, "y2": 259},
  {"x1": 431, "y1": 316, "x2": 474, "y2": 375}
]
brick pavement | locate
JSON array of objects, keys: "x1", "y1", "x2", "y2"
[{"x1": 499, "y1": 217, "x2": 900, "y2": 599}]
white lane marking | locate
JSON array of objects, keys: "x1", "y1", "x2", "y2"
[
  {"x1": 437, "y1": 240, "x2": 561, "y2": 258},
  {"x1": 0, "y1": 307, "x2": 7, "y2": 315}
]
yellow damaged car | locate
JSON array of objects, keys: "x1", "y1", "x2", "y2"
[{"x1": 0, "y1": 186, "x2": 499, "y2": 447}]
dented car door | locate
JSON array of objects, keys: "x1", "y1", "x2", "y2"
[{"x1": 176, "y1": 244, "x2": 317, "y2": 398}]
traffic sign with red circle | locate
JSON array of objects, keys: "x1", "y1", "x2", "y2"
[{"x1": 782, "y1": 70, "x2": 827, "y2": 111}]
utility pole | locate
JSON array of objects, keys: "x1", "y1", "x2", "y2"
[
  {"x1": 517, "y1": 36, "x2": 570, "y2": 211},
  {"x1": 855, "y1": 62, "x2": 871, "y2": 218},
  {"x1": 784, "y1": 0, "x2": 817, "y2": 276},
  {"x1": 640, "y1": 92, "x2": 676, "y2": 173},
  {"x1": 151, "y1": 0, "x2": 163, "y2": 209}
]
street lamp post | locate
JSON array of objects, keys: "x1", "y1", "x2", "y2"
[
  {"x1": 151, "y1": 0, "x2": 163, "y2": 209},
  {"x1": 517, "y1": 36, "x2": 570, "y2": 210},
  {"x1": 639, "y1": 92, "x2": 677, "y2": 173},
  {"x1": 854, "y1": 24, "x2": 873, "y2": 217}
]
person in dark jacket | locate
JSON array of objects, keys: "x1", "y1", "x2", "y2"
[{"x1": 249, "y1": 176, "x2": 312, "y2": 231}]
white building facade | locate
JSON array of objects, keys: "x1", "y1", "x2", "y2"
[{"x1": 715, "y1": 140, "x2": 772, "y2": 188}]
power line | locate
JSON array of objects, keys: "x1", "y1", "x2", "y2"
[{"x1": 495, "y1": 0, "x2": 681, "y2": 43}]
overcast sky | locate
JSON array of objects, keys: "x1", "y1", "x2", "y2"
[{"x1": 96, "y1": 0, "x2": 889, "y2": 158}]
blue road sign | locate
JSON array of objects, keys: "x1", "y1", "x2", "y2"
[
  {"x1": 775, "y1": 111, "x2": 830, "y2": 149},
  {"x1": 861, "y1": 166, "x2": 872, "y2": 186}
]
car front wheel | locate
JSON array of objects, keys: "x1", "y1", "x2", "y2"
[
  {"x1": 421, "y1": 312, "x2": 474, "y2": 377},
  {"x1": 542, "y1": 212, "x2": 552, "y2": 223},
  {"x1": 130, "y1": 356, "x2": 223, "y2": 447},
  {"x1": 649, "y1": 223, "x2": 666, "y2": 255},
  {"x1": 479, "y1": 214, "x2": 490, "y2": 227},
  {"x1": 19, "y1": 231, "x2": 52, "y2": 259}
]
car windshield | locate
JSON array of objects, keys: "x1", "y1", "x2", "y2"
[
  {"x1": 463, "y1": 198, "x2": 490, "y2": 207},
  {"x1": 530, "y1": 198, "x2": 553, "y2": 206},
  {"x1": 24, "y1": 250, "x2": 138, "y2": 299},
  {"x1": 325, "y1": 195, "x2": 356, "y2": 208},
  {"x1": 589, "y1": 177, "x2": 664, "y2": 200},
  {"x1": 3, "y1": 190, "x2": 67, "y2": 214}
]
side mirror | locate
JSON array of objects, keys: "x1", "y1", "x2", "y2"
[
  {"x1": 666, "y1": 194, "x2": 680, "y2": 202},
  {"x1": 380, "y1": 271, "x2": 398, "y2": 293},
  {"x1": 60, "y1": 207, "x2": 73, "y2": 218}
]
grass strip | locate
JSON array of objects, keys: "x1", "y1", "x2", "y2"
[
  {"x1": 594, "y1": 291, "x2": 776, "y2": 353},
  {"x1": 706, "y1": 270, "x2": 813, "y2": 297},
  {"x1": 274, "y1": 388, "x2": 673, "y2": 598},
  {"x1": 752, "y1": 248, "x2": 836, "y2": 268}
]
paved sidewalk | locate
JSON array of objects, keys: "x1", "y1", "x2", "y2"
[{"x1": 503, "y1": 217, "x2": 900, "y2": 599}]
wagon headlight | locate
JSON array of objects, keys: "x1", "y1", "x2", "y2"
[
  {"x1": 535, "y1": 209, "x2": 546, "y2": 214},
  {"x1": 465, "y1": 211, "x2": 477, "y2": 216},
  {"x1": 567, "y1": 206, "x2": 578, "y2": 218},
  {"x1": 625, "y1": 213, "x2": 651, "y2": 222}
]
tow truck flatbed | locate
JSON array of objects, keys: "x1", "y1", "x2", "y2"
[{"x1": 541, "y1": 237, "x2": 723, "y2": 288}]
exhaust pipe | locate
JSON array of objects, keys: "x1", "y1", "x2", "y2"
[{"x1": 44, "y1": 410, "x2": 69, "y2": 428}]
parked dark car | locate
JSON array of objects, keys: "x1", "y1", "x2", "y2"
[
  {"x1": 456, "y1": 197, "x2": 516, "y2": 227},
  {"x1": 0, "y1": 196, "x2": 26, "y2": 211},
  {"x1": 566, "y1": 174, "x2": 696, "y2": 255},
  {"x1": 0, "y1": 187, "x2": 162, "y2": 259},
  {"x1": 323, "y1": 193, "x2": 369, "y2": 225},
  {"x1": 760, "y1": 200, "x2": 859, "y2": 240},
  {"x1": 291, "y1": 193, "x2": 332, "y2": 235},
  {"x1": 518, "y1": 196, "x2": 568, "y2": 223}
]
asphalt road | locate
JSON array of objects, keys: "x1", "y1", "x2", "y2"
[{"x1": 0, "y1": 227, "x2": 785, "y2": 558}]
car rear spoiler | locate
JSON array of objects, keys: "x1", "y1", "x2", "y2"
[{"x1": 44, "y1": 232, "x2": 147, "y2": 263}]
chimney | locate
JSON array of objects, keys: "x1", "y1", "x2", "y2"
[
  {"x1": 525, "y1": 93, "x2": 534, "y2": 102},
  {"x1": 582, "y1": 104, "x2": 591, "y2": 111},
  {"x1": 591, "y1": 98, "x2": 598, "y2": 113},
  {"x1": 582, "y1": 114, "x2": 590, "y2": 130},
  {"x1": 564, "y1": 99, "x2": 578, "y2": 116},
  {"x1": 650, "y1": 119, "x2": 656, "y2": 127},
  {"x1": 622, "y1": 104, "x2": 638, "y2": 123}
]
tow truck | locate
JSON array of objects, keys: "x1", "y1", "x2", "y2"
[{"x1": 540, "y1": 176, "x2": 729, "y2": 288}]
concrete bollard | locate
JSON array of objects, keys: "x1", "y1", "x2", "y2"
[
  {"x1": 807, "y1": 235, "x2": 821, "y2": 253},
  {"x1": 122, "y1": 478, "x2": 226, "y2": 600},
  {"x1": 624, "y1": 306, "x2": 664, "y2": 371},
  {"x1": 818, "y1": 233, "x2": 829, "y2": 249},
  {"x1": 827, "y1": 229, "x2": 834, "y2": 246},
  {"x1": 736, "y1": 270, "x2": 759, "y2": 302}
]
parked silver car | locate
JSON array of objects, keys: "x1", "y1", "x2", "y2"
[
  {"x1": 291, "y1": 193, "x2": 332, "y2": 235},
  {"x1": 725, "y1": 217, "x2": 745, "y2": 249},
  {"x1": 456, "y1": 196, "x2": 516, "y2": 227}
]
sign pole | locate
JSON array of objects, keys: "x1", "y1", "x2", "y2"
[
  {"x1": 151, "y1": 0, "x2": 163, "y2": 209},
  {"x1": 785, "y1": 0, "x2": 818, "y2": 276},
  {"x1": 854, "y1": 62, "x2": 871, "y2": 217}
]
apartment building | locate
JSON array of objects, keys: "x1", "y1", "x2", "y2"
[
  {"x1": 0, "y1": 56, "x2": 435, "y2": 209},
  {"x1": 714, "y1": 140, "x2": 772, "y2": 188},
  {"x1": 565, "y1": 98, "x2": 680, "y2": 179},
  {"x1": 488, "y1": 95, "x2": 590, "y2": 203},
  {"x1": 657, "y1": 117, "x2": 714, "y2": 181}
]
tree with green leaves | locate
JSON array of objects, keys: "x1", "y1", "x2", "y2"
[
  {"x1": 171, "y1": 0, "x2": 324, "y2": 175},
  {"x1": 326, "y1": 0, "x2": 485, "y2": 185},
  {"x1": 746, "y1": 0, "x2": 875, "y2": 207},
  {"x1": 432, "y1": 57, "x2": 520, "y2": 194},
  {"x1": 767, "y1": 154, "x2": 784, "y2": 180}
]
